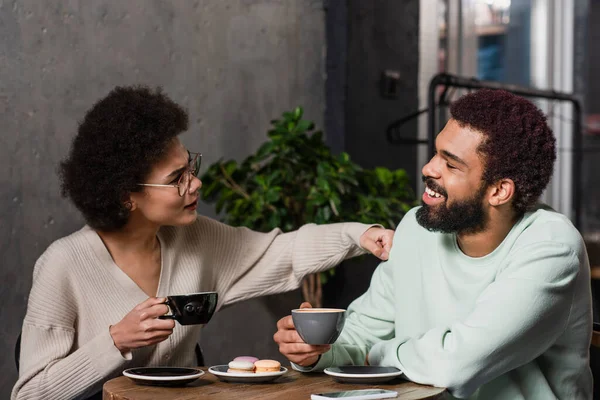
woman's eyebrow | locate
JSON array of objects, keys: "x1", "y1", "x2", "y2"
[{"x1": 165, "y1": 166, "x2": 186, "y2": 179}]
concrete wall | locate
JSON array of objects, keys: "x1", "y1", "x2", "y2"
[{"x1": 0, "y1": 1, "x2": 326, "y2": 397}]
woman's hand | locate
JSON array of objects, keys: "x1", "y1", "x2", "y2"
[
  {"x1": 109, "y1": 297, "x2": 175, "y2": 354},
  {"x1": 359, "y1": 227, "x2": 395, "y2": 260},
  {"x1": 273, "y1": 302, "x2": 331, "y2": 367}
]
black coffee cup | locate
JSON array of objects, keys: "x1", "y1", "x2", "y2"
[{"x1": 159, "y1": 292, "x2": 218, "y2": 325}]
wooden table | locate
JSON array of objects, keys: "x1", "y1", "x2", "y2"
[{"x1": 103, "y1": 368, "x2": 447, "y2": 400}]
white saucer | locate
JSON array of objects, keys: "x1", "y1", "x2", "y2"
[
  {"x1": 123, "y1": 367, "x2": 204, "y2": 386},
  {"x1": 208, "y1": 365, "x2": 287, "y2": 383},
  {"x1": 324, "y1": 366, "x2": 403, "y2": 384}
]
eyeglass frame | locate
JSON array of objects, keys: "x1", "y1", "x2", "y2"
[{"x1": 137, "y1": 152, "x2": 202, "y2": 197}]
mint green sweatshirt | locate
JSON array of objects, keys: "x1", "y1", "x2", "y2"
[{"x1": 301, "y1": 207, "x2": 593, "y2": 399}]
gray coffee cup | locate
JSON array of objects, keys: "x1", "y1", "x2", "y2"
[{"x1": 291, "y1": 308, "x2": 346, "y2": 345}]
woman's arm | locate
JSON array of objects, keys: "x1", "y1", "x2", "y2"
[
  {"x1": 202, "y1": 219, "x2": 389, "y2": 307},
  {"x1": 12, "y1": 324, "x2": 129, "y2": 400},
  {"x1": 12, "y1": 246, "x2": 130, "y2": 400}
]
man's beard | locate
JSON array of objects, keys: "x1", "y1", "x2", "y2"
[{"x1": 416, "y1": 178, "x2": 488, "y2": 234}]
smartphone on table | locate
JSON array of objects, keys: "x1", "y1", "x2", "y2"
[{"x1": 310, "y1": 388, "x2": 398, "y2": 400}]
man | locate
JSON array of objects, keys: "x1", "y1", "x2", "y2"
[{"x1": 274, "y1": 89, "x2": 593, "y2": 399}]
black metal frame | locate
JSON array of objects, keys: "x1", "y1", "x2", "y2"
[{"x1": 426, "y1": 73, "x2": 583, "y2": 229}]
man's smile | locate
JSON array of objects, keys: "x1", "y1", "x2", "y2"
[{"x1": 422, "y1": 183, "x2": 447, "y2": 206}]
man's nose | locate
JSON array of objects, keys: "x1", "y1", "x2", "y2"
[{"x1": 422, "y1": 156, "x2": 440, "y2": 179}]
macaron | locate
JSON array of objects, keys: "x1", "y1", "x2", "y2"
[
  {"x1": 254, "y1": 359, "x2": 281, "y2": 373},
  {"x1": 227, "y1": 360, "x2": 255, "y2": 373},
  {"x1": 233, "y1": 356, "x2": 259, "y2": 363}
]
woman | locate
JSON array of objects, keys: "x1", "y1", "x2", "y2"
[{"x1": 12, "y1": 86, "x2": 394, "y2": 400}]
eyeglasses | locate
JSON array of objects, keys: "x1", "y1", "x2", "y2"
[{"x1": 138, "y1": 152, "x2": 202, "y2": 197}]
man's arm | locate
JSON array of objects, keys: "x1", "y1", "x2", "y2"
[
  {"x1": 284, "y1": 214, "x2": 416, "y2": 371},
  {"x1": 292, "y1": 253, "x2": 398, "y2": 371},
  {"x1": 368, "y1": 241, "x2": 581, "y2": 398}
]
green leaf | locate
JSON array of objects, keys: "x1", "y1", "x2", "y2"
[
  {"x1": 375, "y1": 167, "x2": 393, "y2": 186},
  {"x1": 317, "y1": 162, "x2": 327, "y2": 177},
  {"x1": 316, "y1": 177, "x2": 330, "y2": 193},
  {"x1": 296, "y1": 119, "x2": 314, "y2": 133},
  {"x1": 265, "y1": 189, "x2": 280, "y2": 203},
  {"x1": 254, "y1": 175, "x2": 267, "y2": 188},
  {"x1": 321, "y1": 206, "x2": 332, "y2": 221},
  {"x1": 294, "y1": 106, "x2": 303, "y2": 120},
  {"x1": 256, "y1": 141, "x2": 276, "y2": 158},
  {"x1": 223, "y1": 160, "x2": 238, "y2": 176},
  {"x1": 329, "y1": 198, "x2": 340, "y2": 216}
]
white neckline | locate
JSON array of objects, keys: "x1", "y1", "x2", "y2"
[{"x1": 82, "y1": 226, "x2": 171, "y2": 298}]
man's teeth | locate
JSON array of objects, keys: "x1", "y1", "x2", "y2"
[{"x1": 425, "y1": 186, "x2": 443, "y2": 198}]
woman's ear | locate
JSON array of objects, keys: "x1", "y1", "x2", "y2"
[
  {"x1": 124, "y1": 199, "x2": 137, "y2": 212},
  {"x1": 488, "y1": 178, "x2": 515, "y2": 207}
]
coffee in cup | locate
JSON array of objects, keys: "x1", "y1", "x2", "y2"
[
  {"x1": 291, "y1": 308, "x2": 346, "y2": 345},
  {"x1": 159, "y1": 292, "x2": 218, "y2": 325}
]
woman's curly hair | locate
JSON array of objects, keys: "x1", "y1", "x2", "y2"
[
  {"x1": 450, "y1": 89, "x2": 556, "y2": 216},
  {"x1": 60, "y1": 85, "x2": 189, "y2": 231}
]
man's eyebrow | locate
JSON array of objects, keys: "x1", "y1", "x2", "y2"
[{"x1": 440, "y1": 149, "x2": 469, "y2": 167}]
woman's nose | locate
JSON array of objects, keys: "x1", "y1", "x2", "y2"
[{"x1": 189, "y1": 176, "x2": 202, "y2": 194}]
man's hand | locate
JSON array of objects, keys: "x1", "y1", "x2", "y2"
[
  {"x1": 359, "y1": 227, "x2": 394, "y2": 260},
  {"x1": 273, "y1": 302, "x2": 331, "y2": 367}
]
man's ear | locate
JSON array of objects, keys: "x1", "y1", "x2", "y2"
[{"x1": 488, "y1": 178, "x2": 515, "y2": 207}]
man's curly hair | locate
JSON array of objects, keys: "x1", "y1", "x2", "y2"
[
  {"x1": 450, "y1": 89, "x2": 556, "y2": 216},
  {"x1": 60, "y1": 85, "x2": 189, "y2": 231}
]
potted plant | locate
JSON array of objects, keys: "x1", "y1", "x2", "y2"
[{"x1": 200, "y1": 107, "x2": 415, "y2": 307}]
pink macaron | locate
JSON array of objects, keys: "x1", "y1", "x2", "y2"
[{"x1": 233, "y1": 356, "x2": 259, "y2": 363}]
